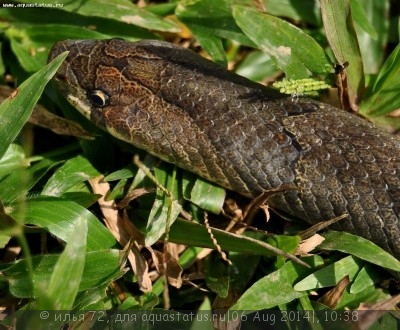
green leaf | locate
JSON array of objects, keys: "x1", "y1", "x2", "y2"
[
  {"x1": 0, "y1": 144, "x2": 30, "y2": 181},
  {"x1": 169, "y1": 218, "x2": 301, "y2": 257},
  {"x1": 105, "y1": 164, "x2": 137, "y2": 181},
  {"x1": 9, "y1": 196, "x2": 116, "y2": 251},
  {"x1": 0, "y1": 51, "x2": 67, "y2": 159},
  {"x1": 177, "y1": 0, "x2": 254, "y2": 44},
  {"x1": 351, "y1": 0, "x2": 389, "y2": 75},
  {"x1": 349, "y1": 0, "x2": 378, "y2": 39},
  {"x1": 192, "y1": 298, "x2": 214, "y2": 330},
  {"x1": 350, "y1": 264, "x2": 385, "y2": 294},
  {"x1": 231, "y1": 256, "x2": 323, "y2": 310},
  {"x1": 318, "y1": 231, "x2": 400, "y2": 271},
  {"x1": 263, "y1": 0, "x2": 322, "y2": 26},
  {"x1": 235, "y1": 50, "x2": 277, "y2": 82},
  {"x1": 0, "y1": 234, "x2": 11, "y2": 249},
  {"x1": 335, "y1": 284, "x2": 391, "y2": 310},
  {"x1": 42, "y1": 155, "x2": 100, "y2": 196},
  {"x1": 233, "y1": 5, "x2": 331, "y2": 79},
  {"x1": 0, "y1": 158, "x2": 58, "y2": 205},
  {"x1": 5, "y1": 25, "x2": 108, "y2": 72},
  {"x1": 188, "y1": 33, "x2": 227, "y2": 68},
  {"x1": 43, "y1": 217, "x2": 88, "y2": 310},
  {"x1": 228, "y1": 251, "x2": 260, "y2": 292},
  {"x1": 205, "y1": 254, "x2": 230, "y2": 298},
  {"x1": 61, "y1": 192, "x2": 102, "y2": 208},
  {"x1": 294, "y1": 255, "x2": 364, "y2": 291},
  {"x1": 176, "y1": 0, "x2": 254, "y2": 66},
  {"x1": 73, "y1": 283, "x2": 110, "y2": 310},
  {"x1": 145, "y1": 166, "x2": 182, "y2": 246},
  {"x1": 183, "y1": 175, "x2": 225, "y2": 214},
  {"x1": 320, "y1": 0, "x2": 364, "y2": 108},
  {"x1": 3, "y1": 249, "x2": 123, "y2": 298},
  {"x1": 21, "y1": 0, "x2": 179, "y2": 33},
  {"x1": 360, "y1": 42, "x2": 400, "y2": 116}
]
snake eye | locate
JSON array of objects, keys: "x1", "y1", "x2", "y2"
[{"x1": 87, "y1": 89, "x2": 110, "y2": 108}]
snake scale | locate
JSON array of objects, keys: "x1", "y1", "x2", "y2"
[{"x1": 48, "y1": 39, "x2": 400, "y2": 259}]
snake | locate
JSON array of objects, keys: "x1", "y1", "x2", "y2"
[{"x1": 48, "y1": 39, "x2": 400, "y2": 259}]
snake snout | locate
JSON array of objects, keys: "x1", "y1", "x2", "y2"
[{"x1": 48, "y1": 40, "x2": 75, "y2": 63}]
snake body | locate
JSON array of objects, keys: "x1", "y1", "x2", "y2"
[{"x1": 49, "y1": 39, "x2": 400, "y2": 259}]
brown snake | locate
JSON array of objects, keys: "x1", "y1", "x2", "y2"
[{"x1": 48, "y1": 39, "x2": 400, "y2": 259}]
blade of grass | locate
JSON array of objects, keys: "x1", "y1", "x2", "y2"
[
  {"x1": 319, "y1": 231, "x2": 400, "y2": 271},
  {"x1": 40, "y1": 217, "x2": 88, "y2": 310},
  {"x1": 0, "y1": 51, "x2": 68, "y2": 159},
  {"x1": 233, "y1": 5, "x2": 331, "y2": 79},
  {"x1": 320, "y1": 0, "x2": 364, "y2": 110},
  {"x1": 360, "y1": 43, "x2": 400, "y2": 117}
]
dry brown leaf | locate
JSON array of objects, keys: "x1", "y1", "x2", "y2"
[
  {"x1": 318, "y1": 275, "x2": 349, "y2": 309},
  {"x1": 89, "y1": 175, "x2": 152, "y2": 292},
  {"x1": 148, "y1": 246, "x2": 183, "y2": 289},
  {"x1": 117, "y1": 187, "x2": 155, "y2": 209},
  {"x1": 299, "y1": 214, "x2": 348, "y2": 240},
  {"x1": 295, "y1": 234, "x2": 325, "y2": 256}
]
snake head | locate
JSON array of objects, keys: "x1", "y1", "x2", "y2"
[
  {"x1": 48, "y1": 38, "x2": 238, "y2": 186},
  {"x1": 48, "y1": 38, "x2": 180, "y2": 150}
]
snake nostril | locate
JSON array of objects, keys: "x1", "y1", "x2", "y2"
[{"x1": 87, "y1": 89, "x2": 110, "y2": 108}]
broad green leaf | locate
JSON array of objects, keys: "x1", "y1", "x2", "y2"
[
  {"x1": 3, "y1": 249, "x2": 123, "y2": 298},
  {"x1": 145, "y1": 166, "x2": 182, "y2": 246},
  {"x1": 0, "y1": 51, "x2": 67, "y2": 159},
  {"x1": 262, "y1": 0, "x2": 322, "y2": 26},
  {"x1": 233, "y1": 6, "x2": 331, "y2": 79},
  {"x1": 0, "y1": 158, "x2": 58, "y2": 205},
  {"x1": 228, "y1": 252, "x2": 260, "y2": 292},
  {"x1": 360, "y1": 43, "x2": 400, "y2": 116},
  {"x1": 335, "y1": 284, "x2": 391, "y2": 310},
  {"x1": 9, "y1": 196, "x2": 116, "y2": 251},
  {"x1": 349, "y1": 0, "x2": 378, "y2": 38},
  {"x1": 177, "y1": 0, "x2": 254, "y2": 44},
  {"x1": 351, "y1": 0, "x2": 389, "y2": 75},
  {"x1": 107, "y1": 155, "x2": 158, "y2": 201},
  {"x1": 43, "y1": 217, "x2": 88, "y2": 310},
  {"x1": 105, "y1": 164, "x2": 137, "y2": 181},
  {"x1": 231, "y1": 256, "x2": 323, "y2": 310},
  {"x1": 21, "y1": 0, "x2": 179, "y2": 33},
  {"x1": 169, "y1": 218, "x2": 302, "y2": 258},
  {"x1": 205, "y1": 254, "x2": 230, "y2": 298},
  {"x1": 188, "y1": 32, "x2": 227, "y2": 67},
  {"x1": 184, "y1": 175, "x2": 225, "y2": 215},
  {"x1": 5, "y1": 25, "x2": 107, "y2": 72},
  {"x1": 105, "y1": 165, "x2": 137, "y2": 200},
  {"x1": 0, "y1": 144, "x2": 29, "y2": 181},
  {"x1": 42, "y1": 155, "x2": 100, "y2": 196},
  {"x1": 176, "y1": 0, "x2": 254, "y2": 65},
  {"x1": 61, "y1": 192, "x2": 102, "y2": 208},
  {"x1": 1, "y1": 8, "x2": 158, "y2": 42},
  {"x1": 294, "y1": 255, "x2": 365, "y2": 290},
  {"x1": 192, "y1": 298, "x2": 213, "y2": 330},
  {"x1": 235, "y1": 51, "x2": 277, "y2": 82},
  {"x1": 319, "y1": 231, "x2": 400, "y2": 271},
  {"x1": 146, "y1": 2, "x2": 178, "y2": 16},
  {"x1": 320, "y1": 0, "x2": 364, "y2": 109},
  {"x1": 350, "y1": 264, "x2": 385, "y2": 294},
  {"x1": 72, "y1": 282, "x2": 110, "y2": 310},
  {"x1": 0, "y1": 234, "x2": 11, "y2": 249}
]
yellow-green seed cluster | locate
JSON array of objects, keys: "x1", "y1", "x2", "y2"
[{"x1": 273, "y1": 78, "x2": 331, "y2": 96}]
